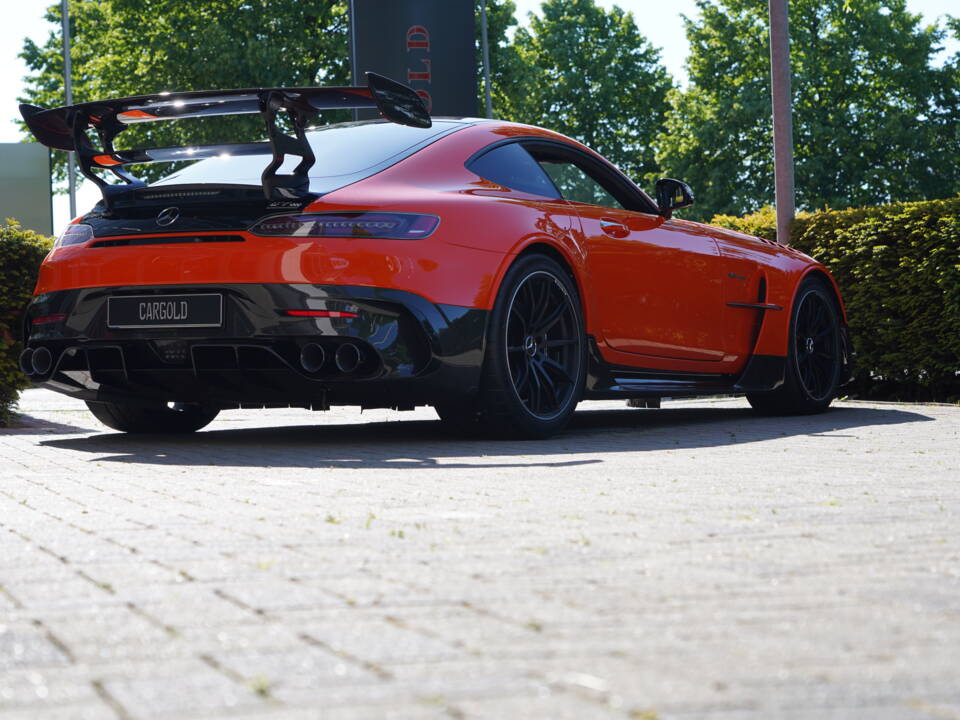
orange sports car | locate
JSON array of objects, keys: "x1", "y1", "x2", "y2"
[{"x1": 19, "y1": 73, "x2": 852, "y2": 438}]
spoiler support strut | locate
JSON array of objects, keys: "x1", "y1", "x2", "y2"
[
  {"x1": 259, "y1": 90, "x2": 316, "y2": 200},
  {"x1": 67, "y1": 108, "x2": 146, "y2": 204}
]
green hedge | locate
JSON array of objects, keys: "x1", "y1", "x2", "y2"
[
  {"x1": 712, "y1": 198, "x2": 960, "y2": 402},
  {"x1": 0, "y1": 221, "x2": 53, "y2": 426}
]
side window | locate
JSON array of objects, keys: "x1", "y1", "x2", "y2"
[
  {"x1": 537, "y1": 160, "x2": 624, "y2": 209},
  {"x1": 467, "y1": 143, "x2": 560, "y2": 198}
]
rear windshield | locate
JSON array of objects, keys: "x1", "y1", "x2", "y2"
[{"x1": 152, "y1": 119, "x2": 467, "y2": 194}]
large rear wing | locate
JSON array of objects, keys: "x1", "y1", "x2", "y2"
[{"x1": 19, "y1": 72, "x2": 431, "y2": 205}]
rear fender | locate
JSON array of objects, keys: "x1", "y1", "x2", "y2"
[{"x1": 485, "y1": 235, "x2": 591, "y2": 334}]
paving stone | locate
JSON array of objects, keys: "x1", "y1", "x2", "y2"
[
  {"x1": 211, "y1": 644, "x2": 381, "y2": 695},
  {"x1": 455, "y1": 692, "x2": 625, "y2": 719},
  {"x1": 0, "y1": 668, "x2": 98, "y2": 709},
  {"x1": 0, "y1": 700, "x2": 122, "y2": 720},
  {"x1": 0, "y1": 622, "x2": 72, "y2": 671},
  {"x1": 0, "y1": 389, "x2": 957, "y2": 719},
  {"x1": 98, "y1": 659, "x2": 268, "y2": 719},
  {"x1": 297, "y1": 617, "x2": 467, "y2": 665}
]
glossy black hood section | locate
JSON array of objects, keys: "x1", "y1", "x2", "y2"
[{"x1": 81, "y1": 184, "x2": 315, "y2": 237}]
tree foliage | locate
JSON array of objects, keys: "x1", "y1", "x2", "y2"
[
  {"x1": 501, "y1": 0, "x2": 673, "y2": 181},
  {"x1": 475, "y1": 0, "x2": 523, "y2": 116},
  {"x1": 18, "y1": 0, "x2": 958, "y2": 219},
  {"x1": 936, "y1": 15, "x2": 960, "y2": 157},
  {"x1": 657, "y1": 0, "x2": 960, "y2": 221},
  {"x1": 21, "y1": 0, "x2": 533, "y2": 185},
  {"x1": 20, "y1": 0, "x2": 351, "y2": 183}
]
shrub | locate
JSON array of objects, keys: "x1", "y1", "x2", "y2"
[
  {"x1": 0, "y1": 220, "x2": 53, "y2": 425},
  {"x1": 711, "y1": 199, "x2": 960, "y2": 402},
  {"x1": 711, "y1": 205, "x2": 784, "y2": 244}
]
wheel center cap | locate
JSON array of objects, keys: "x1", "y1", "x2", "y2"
[
  {"x1": 523, "y1": 336, "x2": 537, "y2": 357},
  {"x1": 805, "y1": 337, "x2": 815, "y2": 354}
]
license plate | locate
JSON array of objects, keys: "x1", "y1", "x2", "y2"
[{"x1": 107, "y1": 294, "x2": 223, "y2": 329}]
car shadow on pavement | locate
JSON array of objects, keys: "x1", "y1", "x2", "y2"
[
  {"x1": 2, "y1": 414, "x2": 96, "y2": 435},
  {"x1": 39, "y1": 404, "x2": 935, "y2": 470}
]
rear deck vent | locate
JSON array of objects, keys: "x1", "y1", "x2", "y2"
[{"x1": 90, "y1": 234, "x2": 245, "y2": 248}]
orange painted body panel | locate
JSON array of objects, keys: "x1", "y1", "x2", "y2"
[
  {"x1": 36, "y1": 121, "x2": 842, "y2": 374},
  {"x1": 571, "y1": 207, "x2": 727, "y2": 364},
  {"x1": 36, "y1": 228, "x2": 506, "y2": 309}
]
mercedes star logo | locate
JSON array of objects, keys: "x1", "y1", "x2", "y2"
[{"x1": 156, "y1": 207, "x2": 180, "y2": 227}]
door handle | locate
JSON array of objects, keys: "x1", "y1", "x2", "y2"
[{"x1": 600, "y1": 218, "x2": 629, "y2": 238}]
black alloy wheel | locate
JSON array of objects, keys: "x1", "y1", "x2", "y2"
[
  {"x1": 793, "y1": 286, "x2": 839, "y2": 402},
  {"x1": 436, "y1": 254, "x2": 585, "y2": 439},
  {"x1": 504, "y1": 269, "x2": 582, "y2": 420},
  {"x1": 747, "y1": 277, "x2": 842, "y2": 415}
]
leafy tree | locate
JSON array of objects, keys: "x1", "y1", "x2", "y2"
[
  {"x1": 19, "y1": 0, "x2": 351, "y2": 183},
  {"x1": 657, "y1": 0, "x2": 960, "y2": 221},
  {"x1": 475, "y1": 0, "x2": 524, "y2": 117},
  {"x1": 935, "y1": 15, "x2": 960, "y2": 159},
  {"x1": 21, "y1": 1, "x2": 526, "y2": 185},
  {"x1": 503, "y1": 0, "x2": 673, "y2": 181}
]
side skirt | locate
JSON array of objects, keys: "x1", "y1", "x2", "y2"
[{"x1": 583, "y1": 338, "x2": 787, "y2": 400}]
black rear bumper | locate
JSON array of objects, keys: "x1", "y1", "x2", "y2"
[{"x1": 22, "y1": 284, "x2": 487, "y2": 409}]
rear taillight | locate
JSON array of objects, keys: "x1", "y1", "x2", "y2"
[
  {"x1": 54, "y1": 224, "x2": 94, "y2": 248},
  {"x1": 32, "y1": 314, "x2": 67, "y2": 325},
  {"x1": 249, "y1": 212, "x2": 439, "y2": 240}
]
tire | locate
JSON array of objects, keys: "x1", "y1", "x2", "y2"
[
  {"x1": 747, "y1": 277, "x2": 842, "y2": 415},
  {"x1": 86, "y1": 400, "x2": 219, "y2": 433},
  {"x1": 455, "y1": 254, "x2": 586, "y2": 439}
]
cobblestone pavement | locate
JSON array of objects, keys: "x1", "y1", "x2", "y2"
[{"x1": 1, "y1": 389, "x2": 958, "y2": 720}]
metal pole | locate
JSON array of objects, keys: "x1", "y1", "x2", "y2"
[
  {"x1": 348, "y1": 0, "x2": 359, "y2": 121},
  {"x1": 480, "y1": 0, "x2": 493, "y2": 119},
  {"x1": 61, "y1": 0, "x2": 76, "y2": 218},
  {"x1": 768, "y1": 0, "x2": 794, "y2": 244}
]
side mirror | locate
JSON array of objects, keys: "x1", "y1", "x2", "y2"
[{"x1": 655, "y1": 178, "x2": 695, "y2": 218}]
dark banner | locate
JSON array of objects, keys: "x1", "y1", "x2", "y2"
[{"x1": 350, "y1": 0, "x2": 477, "y2": 118}]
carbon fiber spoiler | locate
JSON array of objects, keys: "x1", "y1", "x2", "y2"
[{"x1": 19, "y1": 72, "x2": 431, "y2": 205}]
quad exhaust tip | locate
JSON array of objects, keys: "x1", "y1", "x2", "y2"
[
  {"x1": 299, "y1": 343, "x2": 326, "y2": 373},
  {"x1": 334, "y1": 343, "x2": 362, "y2": 374},
  {"x1": 30, "y1": 346, "x2": 53, "y2": 376},
  {"x1": 300, "y1": 342, "x2": 363, "y2": 374},
  {"x1": 19, "y1": 348, "x2": 35, "y2": 375}
]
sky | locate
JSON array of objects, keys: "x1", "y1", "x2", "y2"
[{"x1": 1, "y1": 0, "x2": 957, "y2": 231}]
